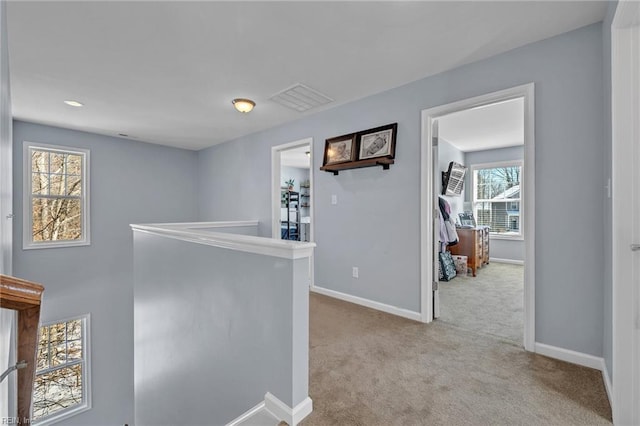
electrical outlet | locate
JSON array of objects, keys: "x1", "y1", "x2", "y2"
[
  {"x1": 352, "y1": 267, "x2": 359, "y2": 278},
  {"x1": 331, "y1": 194, "x2": 338, "y2": 205}
]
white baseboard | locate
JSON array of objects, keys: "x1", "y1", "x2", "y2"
[
  {"x1": 225, "y1": 400, "x2": 266, "y2": 426},
  {"x1": 534, "y1": 342, "x2": 604, "y2": 371},
  {"x1": 265, "y1": 392, "x2": 313, "y2": 426},
  {"x1": 600, "y1": 359, "x2": 613, "y2": 408},
  {"x1": 311, "y1": 285, "x2": 422, "y2": 322},
  {"x1": 490, "y1": 257, "x2": 524, "y2": 265}
]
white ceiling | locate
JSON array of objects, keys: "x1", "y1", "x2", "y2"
[
  {"x1": 438, "y1": 97, "x2": 524, "y2": 152},
  {"x1": 281, "y1": 145, "x2": 311, "y2": 169},
  {"x1": 6, "y1": 1, "x2": 607, "y2": 151}
]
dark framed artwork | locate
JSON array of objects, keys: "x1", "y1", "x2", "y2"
[
  {"x1": 323, "y1": 134, "x2": 356, "y2": 166},
  {"x1": 357, "y1": 123, "x2": 397, "y2": 160},
  {"x1": 458, "y1": 211, "x2": 476, "y2": 227}
]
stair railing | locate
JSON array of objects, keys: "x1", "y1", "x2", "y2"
[{"x1": 0, "y1": 275, "x2": 44, "y2": 425}]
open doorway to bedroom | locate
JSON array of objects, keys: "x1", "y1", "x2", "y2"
[
  {"x1": 421, "y1": 83, "x2": 535, "y2": 351},
  {"x1": 436, "y1": 97, "x2": 525, "y2": 344}
]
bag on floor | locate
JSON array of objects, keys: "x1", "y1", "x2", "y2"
[{"x1": 439, "y1": 251, "x2": 457, "y2": 281}]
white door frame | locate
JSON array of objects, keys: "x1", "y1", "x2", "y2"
[
  {"x1": 431, "y1": 119, "x2": 441, "y2": 319},
  {"x1": 611, "y1": 2, "x2": 640, "y2": 424},
  {"x1": 420, "y1": 83, "x2": 536, "y2": 352},
  {"x1": 271, "y1": 137, "x2": 315, "y2": 286}
]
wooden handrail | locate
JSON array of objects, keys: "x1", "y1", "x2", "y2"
[{"x1": 0, "y1": 274, "x2": 44, "y2": 425}]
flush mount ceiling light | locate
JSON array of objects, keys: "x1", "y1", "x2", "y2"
[
  {"x1": 63, "y1": 100, "x2": 84, "y2": 107},
  {"x1": 232, "y1": 98, "x2": 255, "y2": 113}
]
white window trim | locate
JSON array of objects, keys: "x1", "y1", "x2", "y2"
[
  {"x1": 33, "y1": 314, "x2": 92, "y2": 426},
  {"x1": 23, "y1": 142, "x2": 91, "y2": 249},
  {"x1": 489, "y1": 233, "x2": 524, "y2": 241},
  {"x1": 471, "y1": 159, "x2": 524, "y2": 240}
]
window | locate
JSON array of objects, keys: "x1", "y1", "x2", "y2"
[
  {"x1": 24, "y1": 143, "x2": 90, "y2": 249},
  {"x1": 472, "y1": 161, "x2": 523, "y2": 238},
  {"x1": 33, "y1": 315, "x2": 91, "y2": 425}
]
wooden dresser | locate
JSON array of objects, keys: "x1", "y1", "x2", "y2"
[{"x1": 449, "y1": 227, "x2": 490, "y2": 277}]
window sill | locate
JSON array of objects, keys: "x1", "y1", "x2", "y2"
[
  {"x1": 23, "y1": 240, "x2": 90, "y2": 250},
  {"x1": 489, "y1": 234, "x2": 524, "y2": 241},
  {"x1": 33, "y1": 402, "x2": 91, "y2": 426}
]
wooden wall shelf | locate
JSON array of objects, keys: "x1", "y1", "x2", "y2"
[
  {"x1": 320, "y1": 158, "x2": 394, "y2": 175},
  {"x1": 0, "y1": 274, "x2": 44, "y2": 424}
]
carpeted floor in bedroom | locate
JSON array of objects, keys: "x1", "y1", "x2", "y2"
[
  {"x1": 439, "y1": 262, "x2": 524, "y2": 344},
  {"x1": 301, "y1": 292, "x2": 611, "y2": 426}
]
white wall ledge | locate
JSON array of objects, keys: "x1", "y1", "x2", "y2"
[
  {"x1": 130, "y1": 221, "x2": 315, "y2": 259},
  {"x1": 141, "y1": 220, "x2": 260, "y2": 230}
]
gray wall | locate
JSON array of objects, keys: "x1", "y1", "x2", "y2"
[
  {"x1": 602, "y1": 0, "x2": 617, "y2": 378},
  {"x1": 464, "y1": 145, "x2": 524, "y2": 262},
  {"x1": 198, "y1": 23, "x2": 605, "y2": 356},
  {"x1": 438, "y1": 138, "x2": 465, "y2": 219},
  {"x1": 133, "y1": 231, "x2": 309, "y2": 424},
  {"x1": 0, "y1": 0, "x2": 11, "y2": 275},
  {"x1": 197, "y1": 139, "x2": 272, "y2": 236},
  {"x1": 0, "y1": 0, "x2": 14, "y2": 417},
  {"x1": 12, "y1": 121, "x2": 198, "y2": 426}
]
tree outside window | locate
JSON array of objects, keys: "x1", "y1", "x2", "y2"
[
  {"x1": 33, "y1": 316, "x2": 91, "y2": 425},
  {"x1": 24, "y1": 143, "x2": 90, "y2": 249}
]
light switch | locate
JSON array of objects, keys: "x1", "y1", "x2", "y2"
[{"x1": 331, "y1": 194, "x2": 337, "y2": 205}]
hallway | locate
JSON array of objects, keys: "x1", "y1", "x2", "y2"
[{"x1": 302, "y1": 293, "x2": 611, "y2": 425}]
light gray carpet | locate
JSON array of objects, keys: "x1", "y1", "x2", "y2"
[
  {"x1": 302, "y1": 293, "x2": 611, "y2": 426},
  {"x1": 439, "y1": 262, "x2": 523, "y2": 344}
]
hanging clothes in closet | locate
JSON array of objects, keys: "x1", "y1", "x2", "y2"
[{"x1": 438, "y1": 196, "x2": 458, "y2": 252}]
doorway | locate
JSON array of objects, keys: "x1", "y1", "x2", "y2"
[
  {"x1": 271, "y1": 138, "x2": 314, "y2": 284},
  {"x1": 420, "y1": 83, "x2": 535, "y2": 352},
  {"x1": 435, "y1": 98, "x2": 525, "y2": 344}
]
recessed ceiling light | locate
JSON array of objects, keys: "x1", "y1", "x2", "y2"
[
  {"x1": 64, "y1": 100, "x2": 84, "y2": 107},
  {"x1": 232, "y1": 98, "x2": 255, "y2": 113}
]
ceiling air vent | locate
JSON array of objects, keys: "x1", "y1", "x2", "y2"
[{"x1": 269, "y1": 83, "x2": 333, "y2": 112}]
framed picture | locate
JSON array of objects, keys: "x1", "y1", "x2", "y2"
[
  {"x1": 458, "y1": 211, "x2": 476, "y2": 227},
  {"x1": 323, "y1": 134, "x2": 356, "y2": 166},
  {"x1": 357, "y1": 123, "x2": 397, "y2": 160}
]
